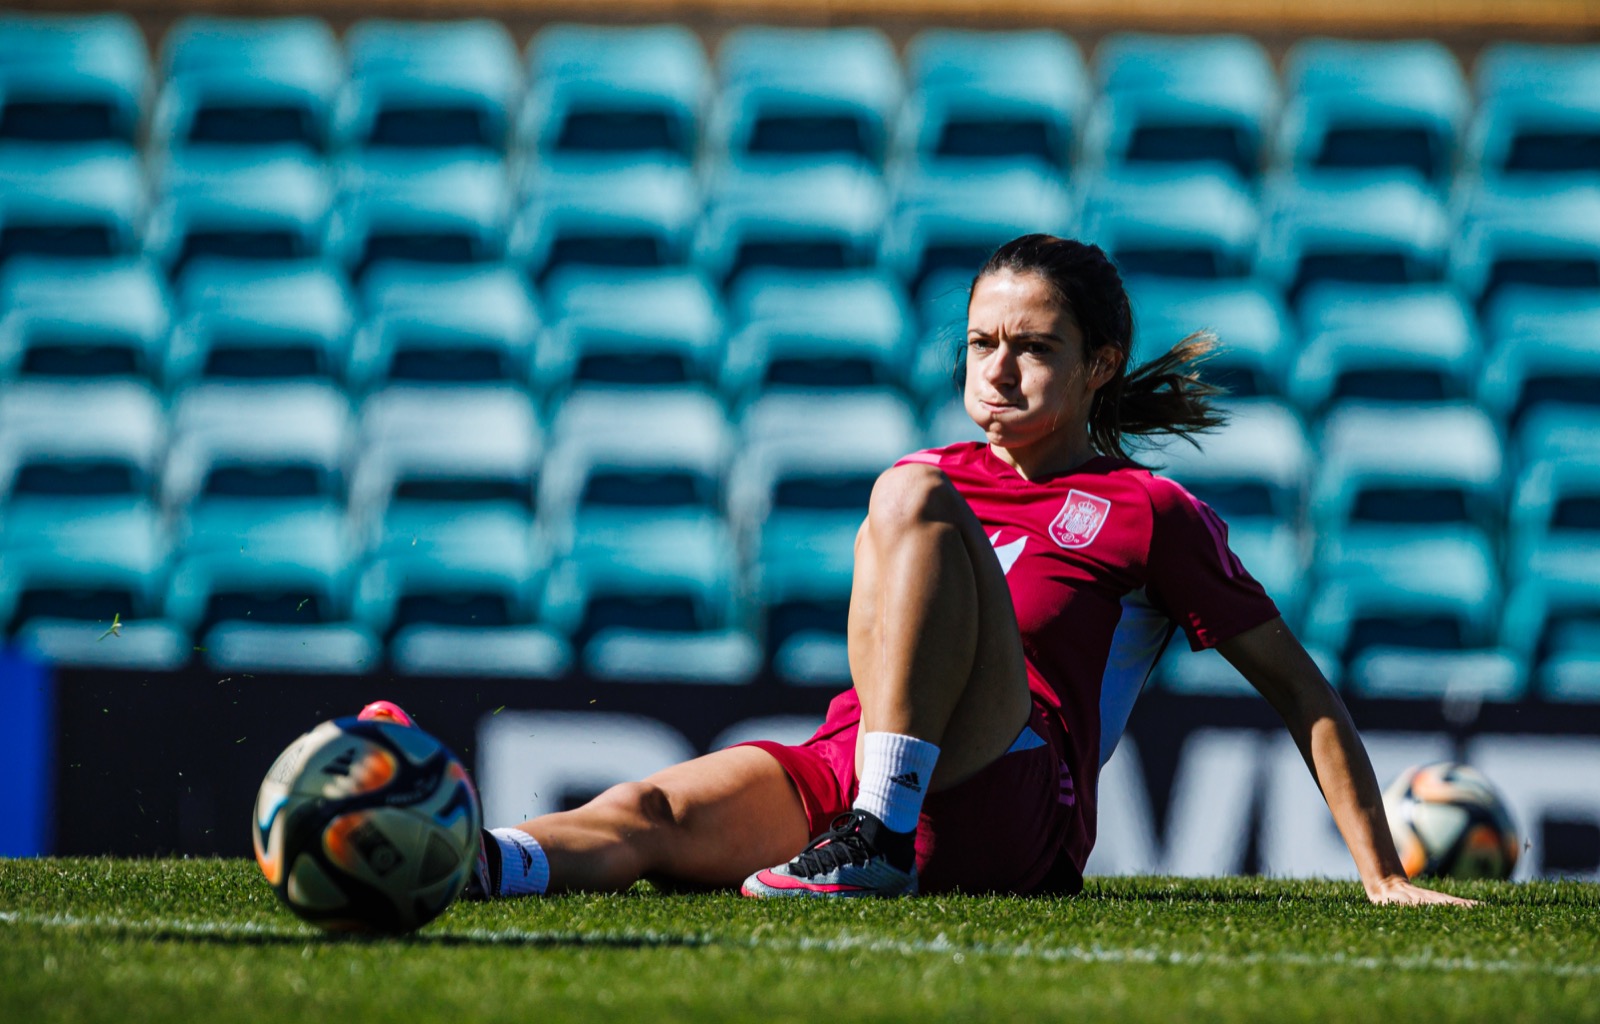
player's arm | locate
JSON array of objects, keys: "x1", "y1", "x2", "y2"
[{"x1": 1215, "y1": 616, "x2": 1475, "y2": 907}]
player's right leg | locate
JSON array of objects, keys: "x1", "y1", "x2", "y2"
[{"x1": 473, "y1": 744, "x2": 810, "y2": 896}]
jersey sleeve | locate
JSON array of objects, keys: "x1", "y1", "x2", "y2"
[{"x1": 1141, "y1": 473, "x2": 1281, "y2": 651}]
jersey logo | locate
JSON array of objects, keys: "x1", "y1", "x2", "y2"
[
  {"x1": 1049, "y1": 490, "x2": 1112, "y2": 549},
  {"x1": 988, "y1": 531, "x2": 1026, "y2": 575}
]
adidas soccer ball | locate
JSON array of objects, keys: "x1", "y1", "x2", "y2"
[
  {"x1": 252, "y1": 717, "x2": 482, "y2": 933},
  {"x1": 1382, "y1": 762, "x2": 1519, "y2": 881}
]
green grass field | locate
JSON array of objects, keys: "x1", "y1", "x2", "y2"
[{"x1": 2, "y1": 860, "x2": 1597, "y2": 1023}]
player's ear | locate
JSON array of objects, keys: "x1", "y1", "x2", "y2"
[{"x1": 1088, "y1": 346, "x2": 1123, "y2": 389}]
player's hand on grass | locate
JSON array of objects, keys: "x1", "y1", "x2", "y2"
[{"x1": 1365, "y1": 875, "x2": 1477, "y2": 906}]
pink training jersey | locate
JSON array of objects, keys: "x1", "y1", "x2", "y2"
[{"x1": 898, "y1": 442, "x2": 1281, "y2": 875}]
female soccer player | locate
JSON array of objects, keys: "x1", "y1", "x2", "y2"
[{"x1": 420, "y1": 234, "x2": 1466, "y2": 905}]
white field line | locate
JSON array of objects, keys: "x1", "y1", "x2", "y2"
[{"x1": 2, "y1": 909, "x2": 1596, "y2": 980}]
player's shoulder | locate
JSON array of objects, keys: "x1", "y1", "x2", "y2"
[
  {"x1": 1087, "y1": 461, "x2": 1205, "y2": 519},
  {"x1": 893, "y1": 441, "x2": 985, "y2": 471}
]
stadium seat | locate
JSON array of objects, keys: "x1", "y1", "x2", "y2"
[
  {"x1": 1276, "y1": 39, "x2": 1468, "y2": 184},
  {"x1": 167, "y1": 258, "x2": 354, "y2": 387},
  {"x1": 0, "y1": 145, "x2": 144, "y2": 264},
  {"x1": 511, "y1": 157, "x2": 699, "y2": 281},
  {"x1": 1075, "y1": 168, "x2": 1258, "y2": 280},
  {"x1": 539, "y1": 511, "x2": 741, "y2": 649},
  {"x1": 739, "y1": 390, "x2": 920, "y2": 459},
  {"x1": 0, "y1": 257, "x2": 170, "y2": 380},
  {"x1": 881, "y1": 162, "x2": 1073, "y2": 297},
  {"x1": 1479, "y1": 287, "x2": 1600, "y2": 428},
  {"x1": 201, "y1": 620, "x2": 380, "y2": 674},
  {"x1": 1256, "y1": 174, "x2": 1450, "y2": 303},
  {"x1": 1469, "y1": 43, "x2": 1600, "y2": 178},
  {"x1": 695, "y1": 160, "x2": 885, "y2": 287},
  {"x1": 1311, "y1": 403, "x2": 1504, "y2": 537},
  {"x1": 352, "y1": 384, "x2": 541, "y2": 541},
  {"x1": 721, "y1": 269, "x2": 911, "y2": 405},
  {"x1": 1514, "y1": 405, "x2": 1600, "y2": 471},
  {"x1": 522, "y1": 24, "x2": 709, "y2": 161},
  {"x1": 0, "y1": 502, "x2": 168, "y2": 637},
  {"x1": 538, "y1": 266, "x2": 723, "y2": 396},
  {"x1": 1451, "y1": 180, "x2": 1600, "y2": 309},
  {"x1": 354, "y1": 509, "x2": 545, "y2": 640},
  {"x1": 1127, "y1": 278, "x2": 1293, "y2": 398},
  {"x1": 1149, "y1": 399, "x2": 1311, "y2": 618},
  {"x1": 898, "y1": 29, "x2": 1088, "y2": 170},
  {"x1": 583, "y1": 626, "x2": 761, "y2": 685},
  {"x1": 0, "y1": 13, "x2": 148, "y2": 146},
  {"x1": 1509, "y1": 454, "x2": 1600, "y2": 587},
  {"x1": 152, "y1": 16, "x2": 342, "y2": 154},
  {"x1": 710, "y1": 26, "x2": 902, "y2": 167},
  {"x1": 1158, "y1": 641, "x2": 1342, "y2": 696},
  {"x1": 1305, "y1": 528, "x2": 1502, "y2": 664},
  {"x1": 145, "y1": 150, "x2": 331, "y2": 275},
  {"x1": 0, "y1": 380, "x2": 164, "y2": 527},
  {"x1": 327, "y1": 151, "x2": 511, "y2": 279},
  {"x1": 339, "y1": 18, "x2": 520, "y2": 152},
  {"x1": 908, "y1": 269, "x2": 971, "y2": 406},
  {"x1": 163, "y1": 382, "x2": 352, "y2": 550},
  {"x1": 1502, "y1": 576, "x2": 1600, "y2": 675},
  {"x1": 1291, "y1": 284, "x2": 1479, "y2": 414},
  {"x1": 542, "y1": 387, "x2": 731, "y2": 551},
  {"x1": 351, "y1": 263, "x2": 540, "y2": 390},
  {"x1": 1085, "y1": 33, "x2": 1277, "y2": 180}
]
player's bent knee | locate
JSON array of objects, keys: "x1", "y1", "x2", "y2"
[
  {"x1": 867, "y1": 463, "x2": 962, "y2": 536},
  {"x1": 595, "y1": 780, "x2": 680, "y2": 833}
]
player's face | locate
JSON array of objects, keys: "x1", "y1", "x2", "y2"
[{"x1": 964, "y1": 270, "x2": 1120, "y2": 472}]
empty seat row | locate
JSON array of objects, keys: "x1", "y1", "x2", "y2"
[{"x1": 6, "y1": 14, "x2": 1599, "y2": 185}]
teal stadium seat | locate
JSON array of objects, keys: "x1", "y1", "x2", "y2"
[
  {"x1": 1150, "y1": 399, "x2": 1311, "y2": 616},
  {"x1": 152, "y1": 16, "x2": 341, "y2": 154},
  {"x1": 899, "y1": 29, "x2": 1089, "y2": 171},
  {"x1": 711, "y1": 26, "x2": 902, "y2": 167},
  {"x1": 882, "y1": 162, "x2": 1073, "y2": 298},
  {"x1": 168, "y1": 258, "x2": 354, "y2": 387},
  {"x1": 1256, "y1": 173, "x2": 1450, "y2": 303},
  {"x1": 0, "y1": 145, "x2": 144, "y2": 264},
  {"x1": 1291, "y1": 284, "x2": 1478, "y2": 415},
  {"x1": 1470, "y1": 43, "x2": 1600, "y2": 179},
  {"x1": 338, "y1": 18, "x2": 519, "y2": 152},
  {"x1": 1128, "y1": 277, "x2": 1293, "y2": 398},
  {"x1": 1076, "y1": 168, "x2": 1257, "y2": 280},
  {"x1": 512, "y1": 157, "x2": 699, "y2": 281},
  {"x1": 720, "y1": 269, "x2": 911, "y2": 405},
  {"x1": 1509, "y1": 454, "x2": 1600, "y2": 588},
  {"x1": 1085, "y1": 33, "x2": 1277, "y2": 181},
  {"x1": 538, "y1": 266, "x2": 724, "y2": 396},
  {"x1": 0, "y1": 257, "x2": 170, "y2": 381},
  {"x1": 1479, "y1": 287, "x2": 1600, "y2": 428},
  {"x1": 1276, "y1": 39, "x2": 1468, "y2": 184},
  {"x1": 907, "y1": 268, "x2": 973, "y2": 407},
  {"x1": 1451, "y1": 180, "x2": 1600, "y2": 309},
  {"x1": 541, "y1": 387, "x2": 730, "y2": 552},
  {"x1": 695, "y1": 160, "x2": 885, "y2": 287},
  {"x1": 522, "y1": 24, "x2": 709, "y2": 161},
  {"x1": 146, "y1": 149, "x2": 332, "y2": 275},
  {"x1": 351, "y1": 263, "x2": 540, "y2": 390},
  {"x1": 328, "y1": 151, "x2": 511, "y2": 279},
  {"x1": 0, "y1": 13, "x2": 148, "y2": 146}
]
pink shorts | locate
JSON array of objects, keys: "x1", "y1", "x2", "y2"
[{"x1": 739, "y1": 693, "x2": 1080, "y2": 895}]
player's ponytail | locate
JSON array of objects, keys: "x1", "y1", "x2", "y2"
[{"x1": 970, "y1": 234, "x2": 1227, "y2": 460}]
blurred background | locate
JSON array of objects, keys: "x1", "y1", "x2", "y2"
[{"x1": 0, "y1": 0, "x2": 1596, "y2": 880}]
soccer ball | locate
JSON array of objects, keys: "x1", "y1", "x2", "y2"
[
  {"x1": 252, "y1": 717, "x2": 482, "y2": 933},
  {"x1": 1383, "y1": 762, "x2": 1519, "y2": 881}
]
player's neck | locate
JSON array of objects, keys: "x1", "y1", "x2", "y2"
[{"x1": 988, "y1": 432, "x2": 1098, "y2": 481}]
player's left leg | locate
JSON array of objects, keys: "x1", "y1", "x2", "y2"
[{"x1": 743, "y1": 463, "x2": 1033, "y2": 898}]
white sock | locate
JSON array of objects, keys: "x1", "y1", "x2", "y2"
[
  {"x1": 854, "y1": 731, "x2": 940, "y2": 834},
  {"x1": 488, "y1": 827, "x2": 550, "y2": 897}
]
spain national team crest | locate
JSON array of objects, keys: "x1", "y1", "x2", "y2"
[{"x1": 1049, "y1": 489, "x2": 1112, "y2": 549}]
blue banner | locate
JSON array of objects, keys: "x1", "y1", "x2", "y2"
[{"x1": 0, "y1": 648, "x2": 53, "y2": 856}]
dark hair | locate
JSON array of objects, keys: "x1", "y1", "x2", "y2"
[{"x1": 959, "y1": 233, "x2": 1226, "y2": 461}]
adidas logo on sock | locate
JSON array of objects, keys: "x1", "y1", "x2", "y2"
[{"x1": 889, "y1": 770, "x2": 923, "y2": 793}]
